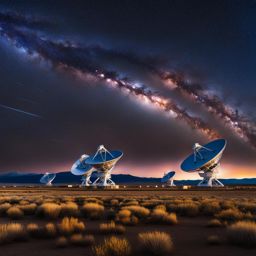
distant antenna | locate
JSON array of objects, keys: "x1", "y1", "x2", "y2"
[
  {"x1": 161, "y1": 171, "x2": 176, "y2": 186},
  {"x1": 40, "y1": 172, "x2": 56, "y2": 186},
  {"x1": 181, "y1": 139, "x2": 227, "y2": 187}
]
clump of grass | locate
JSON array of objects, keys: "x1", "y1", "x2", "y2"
[
  {"x1": 56, "y1": 236, "x2": 69, "y2": 248},
  {"x1": 122, "y1": 200, "x2": 139, "y2": 206},
  {"x1": 0, "y1": 203, "x2": 11, "y2": 215},
  {"x1": 100, "y1": 221, "x2": 126, "y2": 234},
  {"x1": 60, "y1": 202, "x2": 79, "y2": 217},
  {"x1": 6, "y1": 207, "x2": 24, "y2": 219},
  {"x1": 237, "y1": 202, "x2": 256, "y2": 213},
  {"x1": 200, "y1": 200, "x2": 221, "y2": 216},
  {"x1": 110, "y1": 199, "x2": 119, "y2": 206},
  {"x1": 207, "y1": 219, "x2": 223, "y2": 228},
  {"x1": 0, "y1": 223, "x2": 27, "y2": 244},
  {"x1": 169, "y1": 202, "x2": 199, "y2": 217},
  {"x1": 138, "y1": 231, "x2": 173, "y2": 256},
  {"x1": 117, "y1": 209, "x2": 131, "y2": 219},
  {"x1": 37, "y1": 203, "x2": 61, "y2": 219},
  {"x1": 45, "y1": 222, "x2": 57, "y2": 237},
  {"x1": 81, "y1": 203, "x2": 104, "y2": 219},
  {"x1": 207, "y1": 235, "x2": 221, "y2": 245},
  {"x1": 19, "y1": 203, "x2": 37, "y2": 215},
  {"x1": 227, "y1": 221, "x2": 256, "y2": 248},
  {"x1": 150, "y1": 209, "x2": 177, "y2": 225},
  {"x1": 70, "y1": 234, "x2": 95, "y2": 246},
  {"x1": 27, "y1": 223, "x2": 40, "y2": 236},
  {"x1": 92, "y1": 236, "x2": 131, "y2": 256},
  {"x1": 215, "y1": 208, "x2": 243, "y2": 222},
  {"x1": 122, "y1": 205, "x2": 150, "y2": 219},
  {"x1": 58, "y1": 217, "x2": 85, "y2": 235}
]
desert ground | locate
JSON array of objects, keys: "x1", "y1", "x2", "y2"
[{"x1": 0, "y1": 187, "x2": 256, "y2": 256}]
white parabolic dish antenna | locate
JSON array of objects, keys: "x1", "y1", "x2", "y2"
[
  {"x1": 161, "y1": 171, "x2": 176, "y2": 186},
  {"x1": 70, "y1": 145, "x2": 123, "y2": 187},
  {"x1": 71, "y1": 154, "x2": 94, "y2": 186},
  {"x1": 180, "y1": 139, "x2": 227, "y2": 187},
  {"x1": 40, "y1": 172, "x2": 56, "y2": 186}
]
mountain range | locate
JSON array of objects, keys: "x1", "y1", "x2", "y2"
[{"x1": 0, "y1": 172, "x2": 256, "y2": 185}]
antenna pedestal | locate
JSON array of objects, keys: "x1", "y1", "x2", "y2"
[
  {"x1": 92, "y1": 169, "x2": 115, "y2": 187},
  {"x1": 81, "y1": 174, "x2": 92, "y2": 187},
  {"x1": 198, "y1": 167, "x2": 224, "y2": 187},
  {"x1": 166, "y1": 179, "x2": 175, "y2": 187}
]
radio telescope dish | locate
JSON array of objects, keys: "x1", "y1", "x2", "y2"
[
  {"x1": 180, "y1": 139, "x2": 226, "y2": 187},
  {"x1": 71, "y1": 154, "x2": 94, "y2": 186},
  {"x1": 40, "y1": 172, "x2": 56, "y2": 186},
  {"x1": 84, "y1": 145, "x2": 123, "y2": 187},
  {"x1": 161, "y1": 171, "x2": 176, "y2": 186}
]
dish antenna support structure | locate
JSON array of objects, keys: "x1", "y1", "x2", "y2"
[{"x1": 181, "y1": 139, "x2": 226, "y2": 187}]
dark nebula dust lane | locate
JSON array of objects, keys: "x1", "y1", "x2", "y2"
[
  {"x1": 0, "y1": 12, "x2": 219, "y2": 139},
  {"x1": 0, "y1": 11, "x2": 255, "y2": 148}
]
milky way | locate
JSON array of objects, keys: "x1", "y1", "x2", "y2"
[{"x1": 0, "y1": 11, "x2": 255, "y2": 148}]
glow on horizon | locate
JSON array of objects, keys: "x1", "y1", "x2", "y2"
[{"x1": 39, "y1": 161, "x2": 256, "y2": 180}]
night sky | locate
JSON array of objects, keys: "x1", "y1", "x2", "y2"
[{"x1": 0, "y1": 0, "x2": 255, "y2": 179}]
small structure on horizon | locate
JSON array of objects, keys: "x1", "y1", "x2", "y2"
[
  {"x1": 161, "y1": 171, "x2": 176, "y2": 186},
  {"x1": 40, "y1": 172, "x2": 56, "y2": 186}
]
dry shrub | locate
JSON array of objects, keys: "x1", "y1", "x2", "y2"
[
  {"x1": 138, "y1": 231, "x2": 173, "y2": 256},
  {"x1": 60, "y1": 202, "x2": 79, "y2": 217},
  {"x1": 154, "y1": 204, "x2": 167, "y2": 211},
  {"x1": 141, "y1": 200, "x2": 163, "y2": 209},
  {"x1": 220, "y1": 200, "x2": 235, "y2": 210},
  {"x1": 163, "y1": 213, "x2": 178, "y2": 225},
  {"x1": 122, "y1": 205, "x2": 150, "y2": 219},
  {"x1": 58, "y1": 217, "x2": 85, "y2": 235},
  {"x1": 84, "y1": 198, "x2": 103, "y2": 205},
  {"x1": 19, "y1": 203, "x2": 37, "y2": 215},
  {"x1": 117, "y1": 209, "x2": 131, "y2": 219},
  {"x1": 169, "y1": 202, "x2": 199, "y2": 217},
  {"x1": 27, "y1": 223, "x2": 40, "y2": 236},
  {"x1": 150, "y1": 209, "x2": 177, "y2": 225},
  {"x1": 6, "y1": 207, "x2": 24, "y2": 219},
  {"x1": 207, "y1": 235, "x2": 221, "y2": 245},
  {"x1": 207, "y1": 219, "x2": 223, "y2": 228},
  {"x1": 0, "y1": 203, "x2": 11, "y2": 215},
  {"x1": 110, "y1": 199, "x2": 119, "y2": 206},
  {"x1": 215, "y1": 208, "x2": 244, "y2": 222},
  {"x1": 38, "y1": 203, "x2": 61, "y2": 219},
  {"x1": 200, "y1": 200, "x2": 221, "y2": 216},
  {"x1": 82, "y1": 203, "x2": 104, "y2": 219},
  {"x1": 237, "y1": 202, "x2": 256, "y2": 213},
  {"x1": 56, "y1": 236, "x2": 68, "y2": 248},
  {"x1": 70, "y1": 234, "x2": 95, "y2": 246},
  {"x1": 0, "y1": 223, "x2": 27, "y2": 244},
  {"x1": 92, "y1": 236, "x2": 131, "y2": 256},
  {"x1": 100, "y1": 221, "x2": 125, "y2": 234},
  {"x1": 45, "y1": 223, "x2": 57, "y2": 237},
  {"x1": 122, "y1": 200, "x2": 139, "y2": 206},
  {"x1": 227, "y1": 221, "x2": 256, "y2": 247}
]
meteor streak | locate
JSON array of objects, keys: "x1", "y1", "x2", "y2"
[{"x1": 0, "y1": 103, "x2": 41, "y2": 118}]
